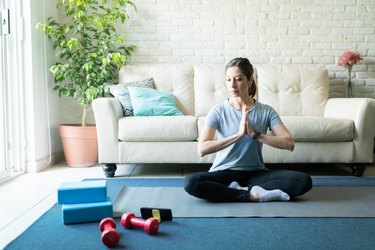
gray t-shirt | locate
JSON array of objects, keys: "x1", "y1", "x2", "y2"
[{"x1": 206, "y1": 99, "x2": 282, "y2": 172}]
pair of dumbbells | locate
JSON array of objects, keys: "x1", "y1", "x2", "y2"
[{"x1": 99, "y1": 213, "x2": 160, "y2": 248}]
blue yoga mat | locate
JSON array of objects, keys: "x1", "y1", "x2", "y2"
[
  {"x1": 102, "y1": 176, "x2": 375, "y2": 218},
  {"x1": 98, "y1": 176, "x2": 375, "y2": 201},
  {"x1": 5, "y1": 177, "x2": 375, "y2": 250}
]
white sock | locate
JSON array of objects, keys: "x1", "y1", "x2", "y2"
[
  {"x1": 251, "y1": 185, "x2": 290, "y2": 202},
  {"x1": 228, "y1": 181, "x2": 248, "y2": 191},
  {"x1": 228, "y1": 181, "x2": 241, "y2": 189}
]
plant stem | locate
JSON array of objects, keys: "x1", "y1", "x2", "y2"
[{"x1": 82, "y1": 104, "x2": 87, "y2": 126}]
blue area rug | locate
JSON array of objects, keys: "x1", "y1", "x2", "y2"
[{"x1": 5, "y1": 177, "x2": 375, "y2": 250}]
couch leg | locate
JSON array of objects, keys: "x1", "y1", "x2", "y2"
[
  {"x1": 350, "y1": 164, "x2": 367, "y2": 177},
  {"x1": 102, "y1": 164, "x2": 117, "y2": 178}
]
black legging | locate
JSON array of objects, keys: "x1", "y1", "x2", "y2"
[{"x1": 184, "y1": 169, "x2": 312, "y2": 202}]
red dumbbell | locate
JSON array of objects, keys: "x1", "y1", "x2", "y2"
[
  {"x1": 121, "y1": 212, "x2": 159, "y2": 235},
  {"x1": 99, "y1": 217, "x2": 120, "y2": 248}
]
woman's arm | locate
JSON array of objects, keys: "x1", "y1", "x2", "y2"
[
  {"x1": 197, "y1": 126, "x2": 242, "y2": 157},
  {"x1": 198, "y1": 105, "x2": 250, "y2": 157},
  {"x1": 256, "y1": 123, "x2": 295, "y2": 151}
]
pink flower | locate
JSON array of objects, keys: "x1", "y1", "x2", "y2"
[{"x1": 338, "y1": 51, "x2": 363, "y2": 66}]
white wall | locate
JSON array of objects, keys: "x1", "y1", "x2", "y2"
[
  {"x1": 24, "y1": 0, "x2": 63, "y2": 171},
  {"x1": 62, "y1": 0, "x2": 375, "y2": 123},
  {"x1": 122, "y1": 0, "x2": 374, "y2": 97}
]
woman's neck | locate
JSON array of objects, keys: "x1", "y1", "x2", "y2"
[{"x1": 229, "y1": 96, "x2": 254, "y2": 110}]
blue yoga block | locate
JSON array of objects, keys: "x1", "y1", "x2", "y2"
[
  {"x1": 62, "y1": 197, "x2": 113, "y2": 224},
  {"x1": 57, "y1": 180, "x2": 107, "y2": 204}
]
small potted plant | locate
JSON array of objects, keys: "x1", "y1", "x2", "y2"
[
  {"x1": 37, "y1": 0, "x2": 136, "y2": 167},
  {"x1": 338, "y1": 50, "x2": 363, "y2": 98}
]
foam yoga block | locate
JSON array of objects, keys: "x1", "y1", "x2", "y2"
[
  {"x1": 62, "y1": 197, "x2": 113, "y2": 224},
  {"x1": 57, "y1": 180, "x2": 107, "y2": 204}
]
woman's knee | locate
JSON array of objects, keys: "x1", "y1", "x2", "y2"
[
  {"x1": 183, "y1": 173, "x2": 202, "y2": 195},
  {"x1": 295, "y1": 172, "x2": 313, "y2": 195},
  {"x1": 303, "y1": 174, "x2": 313, "y2": 192}
]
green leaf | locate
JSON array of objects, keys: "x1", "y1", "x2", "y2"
[
  {"x1": 50, "y1": 64, "x2": 61, "y2": 74},
  {"x1": 102, "y1": 57, "x2": 110, "y2": 66},
  {"x1": 52, "y1": 85, "x2": 60, "y2": 92},
  {"x1": 67, "y1": 38, "x2": 77, "y2": 50}
]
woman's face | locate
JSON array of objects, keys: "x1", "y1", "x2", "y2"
[{"x1": 225, "y1": 66, "x2": 250, "y2": 98}]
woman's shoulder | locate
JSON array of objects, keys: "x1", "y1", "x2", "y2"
[
  {"x1": 255, "y1": 100, "x2": 275, "y2": 111},
  {"x1": 207, "y1": 100, "x2": 231, "y2": 118},
  {"x1": 254, "y1": 100, "x2": 280, "y2": 118},
  {"x1": 211, "y1": 99, "x2": 230, "y2": 111}
]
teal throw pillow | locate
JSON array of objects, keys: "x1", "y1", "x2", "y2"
[
  {"x1": 109, "y1": 78, "x2": 155, "y2": 116},
  {"x1": 127, "y1": 86, "x2": 183, "y2": 116}
]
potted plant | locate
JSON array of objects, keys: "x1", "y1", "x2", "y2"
[{"x1": 37, "y1": 0, "x2": 136, "y2": 167}]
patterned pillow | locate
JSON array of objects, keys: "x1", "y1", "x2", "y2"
[{"x1": 109, "y1": 78, "x2": 156, "y2": 116}]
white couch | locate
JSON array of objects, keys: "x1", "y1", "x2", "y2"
[{"x1": 92, "y1": 64, "x2": 375, "y2": 177}]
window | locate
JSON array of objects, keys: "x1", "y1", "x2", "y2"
[{"x1": 0, "y1": 0, "x2": 25, "y2": 182}]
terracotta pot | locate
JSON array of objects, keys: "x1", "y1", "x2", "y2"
[{"x1": 59, "y1": 124, "x2": 98, "y2": 167}]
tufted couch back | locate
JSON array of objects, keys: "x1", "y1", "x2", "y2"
[
  {"x1": 256, "y1": 65, "x2": 329, "y2": 116},
  {"x1": 119, "y1": 64, "x2": 329, "y2": 117},
  {"x1": 119, "y1": 64, "x2": 195, "y2": 115},
  {"x1": 193, "y1": 65, "x2": 229, "y2": 116}
]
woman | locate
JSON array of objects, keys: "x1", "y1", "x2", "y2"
[{"x1": 184, "y1": 57, "x2": 312, "y2": 202}]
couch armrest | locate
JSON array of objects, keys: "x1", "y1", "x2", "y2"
[
  {"x1": 92, "y1": 98, "x2": 124, "y2": 163},
  {"x1": 324, "y1": 98, "x2": 375, "y2": 162}
]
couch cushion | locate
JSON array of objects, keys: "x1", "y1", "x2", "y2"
[
  {"x1": 280, "y1": 116, "x2": 354, "y2": 142},
  {"x1": 118, "y1": 115, "x2": 198, "y2": 142},
  {"x1": 119, "y1": 64, "x2": 194, "y2": 115},
  {"x1": 256, "y1": 65, "x2": 329, "y2": 116},
  {"x1": 197, "y1": 117, "x2": 206, "y2": 138},
  {"x1": 198, "y1": 116, "x2": 354, "y2": 142}
]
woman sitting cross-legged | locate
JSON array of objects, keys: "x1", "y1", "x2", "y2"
[{"x1": 184, "y1": 57, "x2": 312, "y2": 202}]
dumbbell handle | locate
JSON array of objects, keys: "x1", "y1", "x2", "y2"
[
  {"x1": 122, "y1": 213, "x2": 159, "y2": 235},
  {"x1": 103, "y1": 223, "x2": 114, "y2": 231},
  {"x1": 130, "y1": 217, "x2": 148, "y2": 228},
  {"x1": 135, "y1": 217, "x2": 159, "y2": 234}
]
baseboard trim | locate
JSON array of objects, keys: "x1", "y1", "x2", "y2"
[{"x1": 26, "y1": 151, "x2": 65, "y2": 173}]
